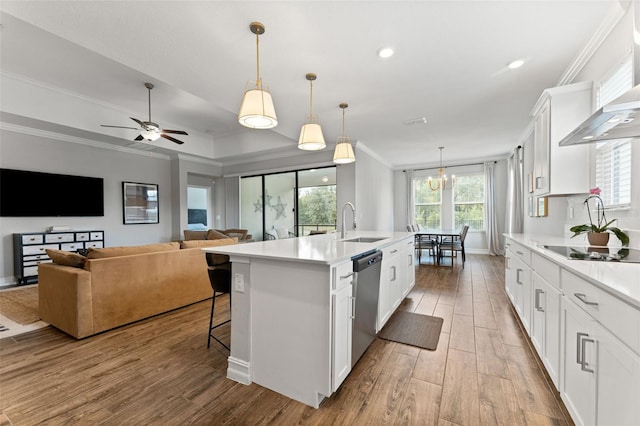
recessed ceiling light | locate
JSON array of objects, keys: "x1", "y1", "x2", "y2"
[
  {"x1": 582, "y1": 135, "x2": 594, "y2": 140},
  {"x1": 507, "y1": 59, "x2": 525, "y2": 69},
  {"x1": 377, "y1": 47, "x2": 394, "y2": 58}
]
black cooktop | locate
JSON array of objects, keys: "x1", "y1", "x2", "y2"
[{"x1": 541, "y1": 245, "x2": 640, "y2": 263}]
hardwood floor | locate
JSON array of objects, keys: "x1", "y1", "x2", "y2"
[{"x1": 0, "y1": 254, "x2": 573, "y2": 425}]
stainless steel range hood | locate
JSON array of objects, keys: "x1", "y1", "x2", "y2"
[
  {"x1": 559, "y1": 1, "x2": 639, "y2": 146},
  {"x1": 558, "y1": 85, "x2": 640, "y2": 146}
]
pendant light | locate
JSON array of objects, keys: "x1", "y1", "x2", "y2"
[
  {"x1": 428, "y1": 146, "x2": 456, "y2": 190},
  {"x1": 238, "y1": 22, "x2": 278, "y2": 129},
  {"x1": 298, "y1": 73, "x2": 326, "y2": 151},
  {"x1": 333, "y1": 103, "x2": 355, "y2": 164}
]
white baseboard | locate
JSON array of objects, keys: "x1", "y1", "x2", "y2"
[
  {"x1": 227, "y1": 356, "x2": 251, "y2": 385},
  {"x1": 0, "y1": 276, "x2": 18, "y2": 288}
]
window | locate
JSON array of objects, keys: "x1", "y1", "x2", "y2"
[
  {"x1": 413, "y1": 178, "x2": 441, "y2": 228},
  {"x1": 453, "y1": 174, "x2": 485, "y2": 230},
  {"x1": 595, "y1": 55, "x2": 632, "y2": 208}
]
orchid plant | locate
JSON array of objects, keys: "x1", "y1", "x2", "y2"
[{"x1": 569, "y1": 187, "x2": 629, "y2": 246}]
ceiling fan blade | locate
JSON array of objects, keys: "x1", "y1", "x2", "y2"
[
  {"x1": 161, "y1": 129, "x2": 188, "y2": 135},
  {"x1": 130, "y1": 117, "x2": 144, "y2": 127},
  {"x1": 161, "y1": 134, "x2": 185, "y2": 145},
  {"x1": 101, "y1": 125, "x2": 139, "y2": 130},
  {"x1": 134, "y1": 135, "x2": 144, "y2": 141}
]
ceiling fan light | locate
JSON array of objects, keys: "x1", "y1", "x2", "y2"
[
  {"x1": 333, "y1": 137, "x2": 355, "y2": 164},
  {"x1": 298, "y1": 122, "x2": 326, "y2": 151},
  {"x1": 140, "y1": 129, "x2": 160, "y2": 141},
  {"x1": 238, "y1": 87, "x2": 278, "y2": 129}
]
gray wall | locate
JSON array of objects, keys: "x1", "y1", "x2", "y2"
[{"x1": 0, "y1": 129, "x2": 222, "y2": 285}]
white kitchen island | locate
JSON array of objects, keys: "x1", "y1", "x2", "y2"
[{"x1": 202, "y1": 231, "x2": 415, "y2": 408}]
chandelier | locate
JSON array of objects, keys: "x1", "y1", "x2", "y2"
[{"x1": 428, "y1": 147, "x2": 455, "y2": 191}]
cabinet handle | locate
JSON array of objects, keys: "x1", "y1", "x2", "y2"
[
  {"x1": 505, "y1": 257, "x2": 510, "y2": 269},
  {"x1": 390, "y1": 249, "x2": 398, "y2": 254},
  {"x1": 516, "y1": 250, "x2": 524, "y2": 256},
  {"x1": 535, "y1": 176, "x2": 543, "y2": 189},
  {"x1": 576, "y1": 332, "x2": 588, "y2": 365},
  {"x1": 580, "y1": 336, "x2": 595, "y2": 373},
  {"x1": 535, "y1": 289, "x2": 544, "y2": 312},
  {"x1": 408, "y1": 254, "x2": 413, "y2": 266},
  {"x1": 516, "y1": 269, "x2": 522, "y2": 285},
  {"x1": 340, "y1": 272, "x2": 354, "y2": 279},
  {"x1": 391, "y1": 266, "x2": 397, "y2": 282},
  {"x1": 574, "y1": 293, "x2": 598, "y2": 307},
  {"x1": 350, "y1": 296, "x2": 356, "y2": 319}
]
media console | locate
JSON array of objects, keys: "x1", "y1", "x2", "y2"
[{"x1": 13, "y1": 230, "x2": 104, "y2": 285}]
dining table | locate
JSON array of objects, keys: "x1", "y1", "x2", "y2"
[{"x1": 414, "y1": 228, "x2": 462, "y2": 265}]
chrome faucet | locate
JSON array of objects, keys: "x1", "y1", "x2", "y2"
[{"x1": 341, "y1": 202, "x2": 356, "y2": 239}]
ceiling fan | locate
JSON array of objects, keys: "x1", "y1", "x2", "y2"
[{"x1": 101, "y1": 82, "x2": 188, "y2": 145}]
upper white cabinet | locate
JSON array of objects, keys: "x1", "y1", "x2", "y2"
[{"x1": 531, "y1": 81, "x2": 593, "y2": 196}]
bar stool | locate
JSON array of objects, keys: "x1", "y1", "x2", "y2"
[{"x1": 206, "y1": 253, "x2": 231, "y2": 350}]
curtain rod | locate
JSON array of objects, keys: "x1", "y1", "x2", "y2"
[{"x1": 403, "y1": 159, "x2": 497, "y2": 173}]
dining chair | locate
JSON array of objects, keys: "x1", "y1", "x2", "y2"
[
  {"x1": 413, "y1": 224, "x2": 438, "y2": 263},
  {"x1": 438, "y1": 224, "x2": 469, "y2": 268}
]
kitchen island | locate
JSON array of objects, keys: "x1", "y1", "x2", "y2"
[{"x1": 203, "y1": 231, "x2": 415, "y2": 408}]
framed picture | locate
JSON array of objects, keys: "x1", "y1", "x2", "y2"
[
  {"x1": 537, "y1": 197, "x2": 548, "y2": 217},
  {"x1": 122, "y1": 182, "x2": 159, "y2": 224}
]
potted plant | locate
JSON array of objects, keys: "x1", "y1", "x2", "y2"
[{"x1": 569, "y1": 188, "x2": 629, "y2": 247}]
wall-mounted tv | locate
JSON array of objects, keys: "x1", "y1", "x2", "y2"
[{"x1": 0, "y1": 168, "x2": 104, "y2": 217}]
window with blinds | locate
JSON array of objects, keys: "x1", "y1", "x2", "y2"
[{"x1": 595, "y1": 55, "x2": 632, "y2": 208}]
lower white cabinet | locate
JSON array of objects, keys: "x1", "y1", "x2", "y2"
[
  {"x1": 531, "y1": 270, "x2": 562, "y2": 388},
  {"x1": 331, "y1": 281, "x2": 353, "y2": 391},
  {"x1": 508, "y1": 253, "x2": 532, "y2": 333},
  {"x1": 378, "y1": 241, "x2": 402, "y2": 331},
  {"x1": 402, "y1": 238, "x2": 416, "y2": 297},
  {"x1": 561, "y1": 296, "x2": 640, "y2": 426}
]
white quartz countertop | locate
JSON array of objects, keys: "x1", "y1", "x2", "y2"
[
  {"x1": 202, "y1": 231, "x2": 414, "y2": 265},
  {"x1": 504, "y1": 233, "x2": 640, "y2": 309}
]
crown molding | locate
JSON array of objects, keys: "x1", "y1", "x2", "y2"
[
  {"x1": 174, "y1": 153, "x2": 223, "y2": 167},
  {"x1": 556, "y1": 2, "x2": 627, "y2": 86},
  {"x1": 355, "y1": 141, "x2": 393, "y2": 169},
  {"x1": 0, "y1": 122, "x2": 171, "y2": 160}
]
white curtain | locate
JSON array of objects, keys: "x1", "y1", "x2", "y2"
[
  {"x1": 485, "y1": 162, "x2": 501, "y2": 255},
  {"x1": 405, "y1": 170, "x2": 415, "y2": 228},
  {"x1": 506, "y1": 147, "x2": 523, "y2": 234}
]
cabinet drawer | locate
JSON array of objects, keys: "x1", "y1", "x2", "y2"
[
  {"x1": 333, "y1": 261, "x2": 354, "y2": 291},
  {"x1": 90, "y1": 232, "x2": 103, "y2": 240},
  {"x1": 532, "y1": 253, "x2": 560, "y2": 290},
  {"x1": 45, "y1": 233, "x2": 74, "y2": 243},
  {"x1": 562, "y1": 270, "x2": 640, "y2": 355},
  {"x1": 22, "y1": 244, "x2": 60, "y2": 256},
  {"x1": 23, "y1": 266, "x2": 40, "y2": 277},
  {"x1": 61, "y1": 242, "x2": 83, "y2": 251},
  {"x1": 75, "y1": 232, "x2": 90, "y2": 241},
  {"x1": 85, "y1": 241, "x2": 104, "y2": 249},
  {"x1": 382, "y1": 243, "x2": 402, "y2": 259},
  {"x1": 21, "y1": 234, "x2": 43, "y2": 245},
  {"x1": 24, "y1": 259, "x2": 52, "y2": 267},
  {"x1": 511, "y1": 241, "x2": 531, "y2": 265},
  {"x1": 24, "y1": 253, "x2": 49, "y2": 262}
]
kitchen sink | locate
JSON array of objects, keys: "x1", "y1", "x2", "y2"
[{"x1": 343, "y1": 237, "x2": 387, "y2": 243}]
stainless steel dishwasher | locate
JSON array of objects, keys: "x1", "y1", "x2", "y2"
[{"x1": 351, "y1": 249, "x2": 383, "y2": 367}]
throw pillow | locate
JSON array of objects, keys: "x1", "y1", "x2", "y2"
[
  {"x1": 275, "y1": 228, "x2": 290, "y2": 239},
  {"x1": 46, "y1": 249, "x2": 86, "y2": 268},
  {"x1": 206, "y1": 229, "x2": 230, "y2": 240},
  {"x1": 184, "y1": 230, "x2": 207, "y2": 240},
  {"x1": 265, "y1": 229, "x2": 278, "y2": 240}
]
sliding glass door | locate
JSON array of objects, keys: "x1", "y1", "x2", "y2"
[{"x1": 264, "y1": 172, "x2": 295, "y2": 240}]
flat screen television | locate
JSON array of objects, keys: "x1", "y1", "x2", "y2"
[{"x1": 0, "y1": 168, "x2": 104, "y2": 217}]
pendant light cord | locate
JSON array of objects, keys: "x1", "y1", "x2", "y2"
[
  {"x1": 148, "y1": 86, "x2": 152, "y2": 122},
  {"x1": 309, "y1": 79, "x2": 313, "y2": 117},
  {"x1": 341, "y1": 107, "x2": 345, "y2": 138},
  {"x1": 255, "y1": 32, "x2": 261, "y2": 89}
]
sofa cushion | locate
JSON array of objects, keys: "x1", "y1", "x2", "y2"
[
  {"x1": 183, "y1": 230, "x2": 208, "y2": 240},
  {"x1": 86, "y1": 242, "x2": 180, "y2": 259},
  {"x1": 46, "y1": 249, "x2": 86, "y2": 268},
  {"x1": 180, "y1": 238, "x2": 236, "y2": 249},
  {"x1": 206, "y1": 229, "x2": 230, "y2": 240}
]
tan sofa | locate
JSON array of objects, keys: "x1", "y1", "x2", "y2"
[{"x1": 38, "y1": 238, "x2": 237, "y2": 339}]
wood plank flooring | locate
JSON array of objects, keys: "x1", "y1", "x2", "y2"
[{"x1": 0, "y1": 254, "x2": 573, "y2": 425}]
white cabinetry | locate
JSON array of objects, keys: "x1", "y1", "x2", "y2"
[
  {"x1": 531, "y1": 81, "x2": 592, "y2": 195},
  {"x1": 402, "y1": 237, "x2": 416, "y2": 297},
  {"x1": 331, "y1": 260, "x2": 354, "y2": 391},
  {"x1": 504, "y1": 240, "x2": 532, "y2": 333},
  {"x1": 530, "y1": 253, "x2": 562, "y2": 388},
  {"x1": 378, "y1": 241, "x2": 402, "y2": 331},
  {"x1": 560, "y1": 275, "x2": 640, "y2": 426}
]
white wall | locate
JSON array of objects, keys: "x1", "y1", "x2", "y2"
[{"x1": 354, "y1": 147, "x2": 393, "y2": 232}]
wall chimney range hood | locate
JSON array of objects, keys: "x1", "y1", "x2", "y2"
[
  {"x1": 560, "y1": 1, "x2": 640, "y2": 146},
  {"x1": 558, "y1": 85, "x2": 640, "y2": 146}
]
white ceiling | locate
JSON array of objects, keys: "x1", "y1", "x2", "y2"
[{"x1": 0, "y1": 1, "x2": 616, "y2": 169}]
